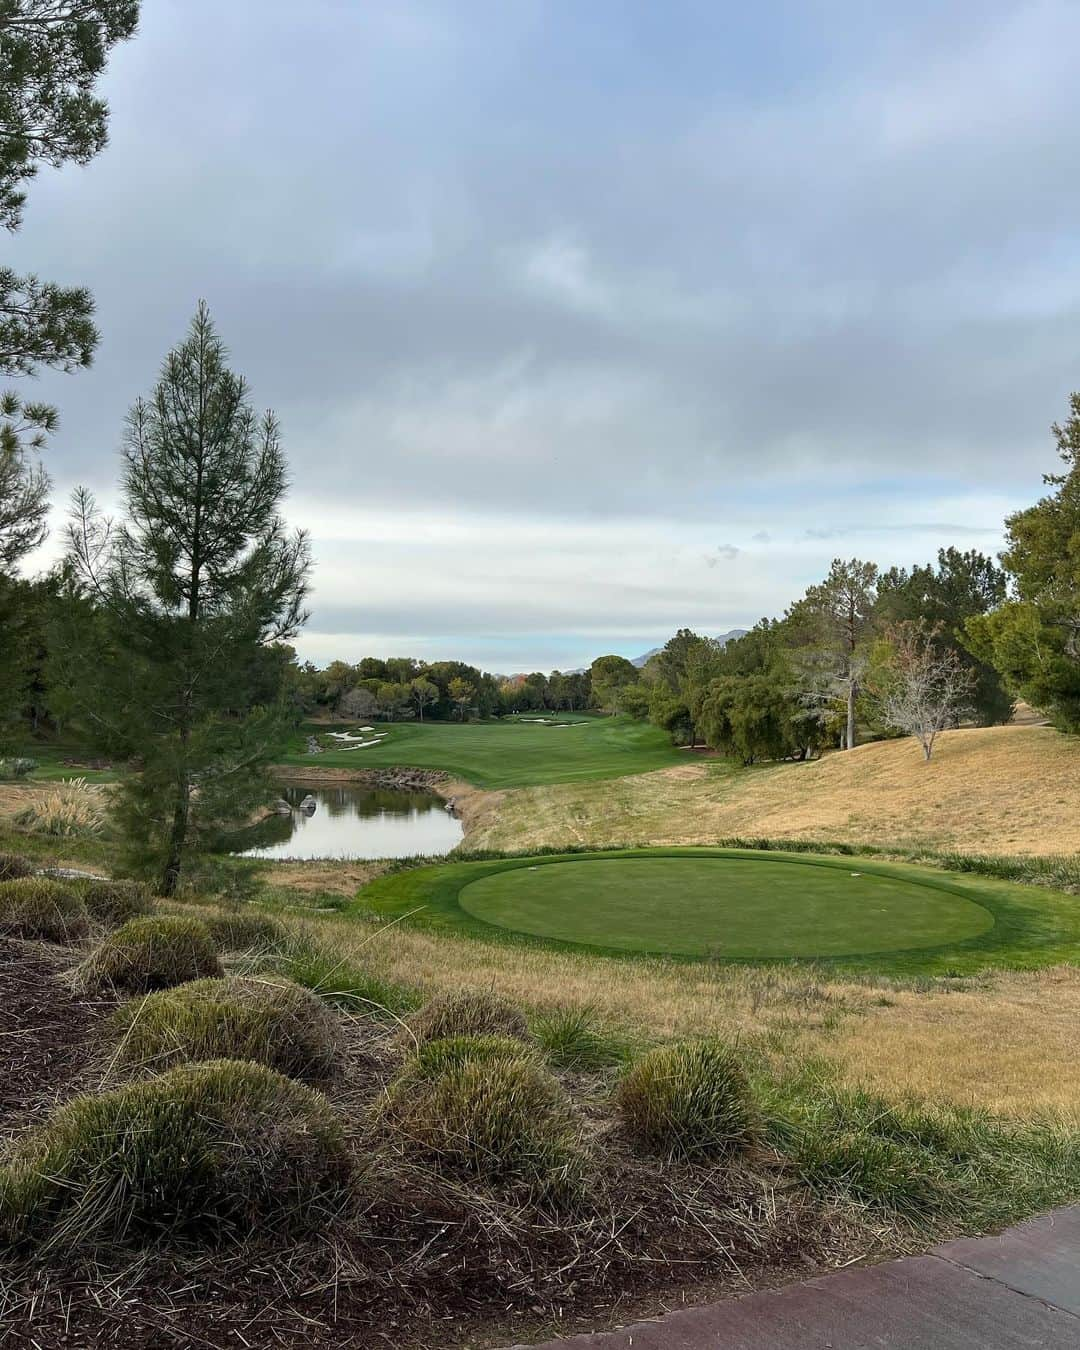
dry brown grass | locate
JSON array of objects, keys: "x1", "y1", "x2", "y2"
[
  {"x1": 822, "y1": 965, "x2": 1080, "y2": 1121},
  {"x1": 468, "y1": 724, "x2": 1080, "y2": 856}
]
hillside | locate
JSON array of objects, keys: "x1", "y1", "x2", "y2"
[{"x1": 468, "y1": 723, "x2": 1080, "y2": 856}]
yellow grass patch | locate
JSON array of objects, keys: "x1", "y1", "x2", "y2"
[{"x1": 469, "y1": 725, "x2": 1080, "y2": 857}]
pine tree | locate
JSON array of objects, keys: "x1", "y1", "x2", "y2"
[{"x1": 63, "y1": 303, "x2": 310, "y2": 894}]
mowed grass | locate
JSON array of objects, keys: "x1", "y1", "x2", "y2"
[
  {"x1": 359, "y1": 847, "x2": 1080, "y2": 977},
  {"x1": 279, "y1": 715, "x2": 684, "y2": 788},
  {"x1": 456, "y1": 856, "x2": 994, "y2": 958}
]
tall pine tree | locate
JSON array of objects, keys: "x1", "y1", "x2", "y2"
[{"x1": 63, "y1": 303, "x2": 310, "y2": 893}]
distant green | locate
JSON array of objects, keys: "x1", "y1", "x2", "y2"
[{"x1": 279, "y1": 716, "x2": 684, "y2": 789}]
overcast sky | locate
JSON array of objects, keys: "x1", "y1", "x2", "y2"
[{"x1": 13, "y1": 0, "x2": 1080, "y2": 670}]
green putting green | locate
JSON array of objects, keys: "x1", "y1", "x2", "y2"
[{"x1": 455, "y1": 856, "x2": 995, "y2": 958}]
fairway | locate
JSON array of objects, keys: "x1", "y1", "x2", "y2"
[
  {"x1": 281, "y1": 715, "x2": 684, "y2": 788},
  {"x1": 457, "y1": 856, "x2": 995, "y2": 957}
]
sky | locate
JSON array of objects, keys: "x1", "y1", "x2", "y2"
[{"x1": 12, "y1": 0, "x2": 1080, "y2": 672}]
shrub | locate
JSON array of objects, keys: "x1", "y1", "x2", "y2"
[
  {"x1": 533, "y1": 1005, "x2": 631, "y2": 1071},
  {"x1": 204, "y1": 910, "x2": 285, "y2": 952},
  {"x1": 616, "y1": 1041, "x2": 757, "y2": 1162},
  {"x1": 0, "y1": 757, "x2": 36, "y2": 781},
  {"x1": 82, "y1": 878, "x2": 153, "y2": 926},
  {"x1": 0, "y1": 851, "x2": 33, "y2": 883},
  {"x1": 0, "y1": 877, "x2": 88, "y2": 943},
  {"x1": 405, "y1": 988, "x2": 530, "y2": 1047},
  {"x1": 13, "y1": 779, "x2": 106, "y2": 837},
  {"x1": 111, "y1": 976, "x2": 343, "y2": 1081},
  {"x1": 0, "y1": 1060, "x2": 350, "y2": 1250},
  {"x1": 382, "y1": 1045, "x2": 585, "y2": 1206},
  {"x1": 77, "y1": 915, "x2": 222, "y2": 993}
]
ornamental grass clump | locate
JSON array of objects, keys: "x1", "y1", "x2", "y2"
[
  {"x1": 204, "y1": 910, "x2": 285, "y2": 952},
  {"x1": 111, "y1": 976, "x2": 344, "y2": 1081},
  {"x1": 0, "y1": 877, "x2": 88, "y2": 944},
  {"x1": 404, "y1": 987, "x2": 531, "y2": 1047},
  {"x1": 382, "y1": 1037, "x2": 586, "y2": 1207},
  {"x1": 0, "y1": 851, "x2": 32, "y2": 882},
  {"x1": 81, "y1": 878, "x2": 153, "y2": 926},
  {"x1": 13, "y1": 778, "x2": 106, "y2": 837},
  {"x1": 77, "y1": 915, "x2": 221, "y2": 993},
  {"x1": 616, "y1": 1041, "x2": 758, "y2": 1163},
  {"x1": 0, "y1": 1060, "x2": 350, "y2": 1251},
  {"x1": 533, "y1": 1004, "x2": 631, "y2": 1071}
]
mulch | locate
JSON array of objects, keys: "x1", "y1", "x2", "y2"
[{"x1": 0, "y1": 938, "x2": 103, "y2": 1139}]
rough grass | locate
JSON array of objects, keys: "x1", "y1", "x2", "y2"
[
  {"x1": 80, "y1": 877, "x2": 153, "y2": 926},
  {"x1": 270, "y1": 931, "x2": 420, "y2": 1019},
  {"x1": 617, "y1": 1041, "x2": 758, "y2": 1162},
  {"x1": 404, "y1": 987, "x2": 531, "y2": 1046},
  {"x1": 468, "y1": 724, "x2": 1080, "y2": 857},
  {"x1": 110, "y1": 976, "x2": 345, "y2": 1081},
  {"x1": 0, "y1": 877, "x2": 88, "y2": 943},
  {"x1": 0, "y1": 1060, "x2": 350, "y2": 1250},
  {"x1": 77, "y1": 915, "x2": 222, "y2": 993}
]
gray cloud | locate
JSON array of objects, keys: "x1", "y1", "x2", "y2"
[{"x1": 10, "y1": 0, "x2": 1076, "y2": 664}]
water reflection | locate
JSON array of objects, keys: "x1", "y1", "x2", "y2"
[{"x1": 234, "y1": 783, "x2": 463, "y2": 860}]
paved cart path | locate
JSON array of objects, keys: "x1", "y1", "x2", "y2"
[{"x1": 510, "y1": 1206, "x2": 1080, "y2": 1349}]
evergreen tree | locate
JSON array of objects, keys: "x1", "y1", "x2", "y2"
[
  {"x1": 969, "y1": 392, "x2": 1080, "y2": 731},
  {"x1": 62, "y1": 303, "x2": 310, "y2": 894}
]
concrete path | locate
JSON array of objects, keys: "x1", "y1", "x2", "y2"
[{"x1": 510, "y1": 1207, "x2": 1080, "y2": 1349}]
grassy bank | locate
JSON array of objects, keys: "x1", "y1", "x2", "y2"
[{"x1": 464, "y1": 723, "x2": 1080, "y2": 856}]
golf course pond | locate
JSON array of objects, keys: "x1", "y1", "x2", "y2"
[{"x1": 234, "y1": 782, "x2": 463, "y2": 860}]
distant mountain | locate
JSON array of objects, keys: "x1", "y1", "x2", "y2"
[{"x1": 631, "y1": 629, "x2": 748, "y2": 668}]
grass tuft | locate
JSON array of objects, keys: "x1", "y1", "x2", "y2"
[
  {"x1": 0, "y1": 850, "x2": 33, "y2": 882},
  {"x1": 13, "y1": 779, "x2": 107, "y2": 837},
  {"x1": 616, "y1": 1040, "x2": 758, "y2": 1162},
  {"x1": 405, "y1": 987, "x2": 531, "y2": 1046},
  {"x1": 81, "y1": 878, "x2": 153, "y2": 926},
  {"x1": 380, "y1": 1045, "x2": 587, "y2": 1207},
  {"x1": 271, "y1": 932, "x2": 419, "y2": 1019},
  {"x1": 110, "y1": 975, "x2": 343, "y2": 1081},
  {"x1": 77, "y1": 915, "x2": 222, "y2": 993},
  {"x1": 0, "y1": 876, "x2": 89, "y2": 943},
  {"x1": 204, "y1": 910, "x2": 286, "y2": 952},
  {"x1": 0, "y1": 1059, "x2": 350, "y2": 1250},
  {"x1": 533, "y1": 1004, "x2": 632, "y2": 1070}
]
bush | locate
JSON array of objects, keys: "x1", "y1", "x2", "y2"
[
  {"x1": 77, "y1": 915, "x2": 222, "y2": 993},
  {"x1": 0, "y1": 877, "x2": 89, "y2": 943},
  {"x1": 616, "y1": 1041, "x2": 757, "y2": 1162},
  {"x1": 204, "y1": 910, "x2": 285, "y2": 952},
  {"x1": 0, "y1": 757, "x2": 36, "y2": 781},
  {"x1": 13, "y1": 778, "x2": 106, "y2": 837},
  {"x1": 382, "y1": 1044, "x2": 585, "y2": 1206},
  {"x1": 0, "y1": 1060, "x2": 350, "y2": 1249},
  {"x1": 0, "y1": 851, "x2": 33, "y2": 883},
  {"x1": 533, "y1": 1005, "x2": 630, "y2": 1071},
  {"x1": 82, "y1": 878, "x2": 153, "y2": 926},
  {"x1": 111, "y1": 976, "x2": 343, "y2": 1081},
  {"x1": 405, "y1": 988, "x2": 530, "y2": 1047}
]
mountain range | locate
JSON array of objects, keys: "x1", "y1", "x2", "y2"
[{"x1": 629, "y1": 629, "x2": 748, "y2": 668}]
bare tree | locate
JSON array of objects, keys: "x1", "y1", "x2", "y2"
[
  {"x1": 876, "y1": 622, "x2": 975, "y2": 761},
  {"x1": 338, "y1": 686, "x2": 378, "y2": 722}
]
